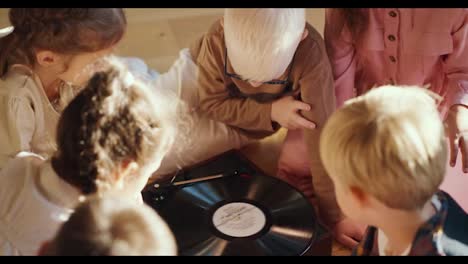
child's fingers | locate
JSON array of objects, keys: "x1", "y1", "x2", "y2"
[
  {"x1": 336, "y1": 234, "x2": 359, "y2": 249},
  {"x1": 294, "y1": 115, "x2": 316, "y2": 130},
  {"x1": 293, "y1": 100, "x2": 311, "y2": 111},
  {"x1": 460, "y1": 135, "x2": 468, "y2": 173},
  {"x1": 449, "y1": 134, "x2": 459, "y2": 167},
  {"x1": 350, "y1": 225, "x2": 365, "y2": 241},
  {"x1": 284, "y1": 122, "x2": 297, "y2": 130}
]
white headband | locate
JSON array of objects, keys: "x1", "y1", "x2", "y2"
[{"x1": 0, "y1": 26, "x2": 14, "y2": 38}]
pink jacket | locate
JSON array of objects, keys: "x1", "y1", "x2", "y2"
[{"x1": 324, "y1": 8, "x2": 468, "y2": 117}]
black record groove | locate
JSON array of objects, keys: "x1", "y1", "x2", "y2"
[{"x1": 145, "y1": 172, "x2": 317, "y2": 256}]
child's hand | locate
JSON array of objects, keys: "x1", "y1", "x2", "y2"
[
  {"x1": 446, "y1": 105, "x2": 468, "y2": 173},
  {"x1": 332, "y1": 217, "x2": 366, "y2": 249},
  {"x1": 271, "y1": 96, "x2": 316, "y2": 130}
]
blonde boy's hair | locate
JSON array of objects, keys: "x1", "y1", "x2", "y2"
[
  {"x1": 320, "y1": 85, "x2": 447, "y2": 210},
  {"x1": 46, "y1": 196, "x2": 177, "y2": 256},
  {"x1": 224, "y1": 8, "x2": 305, "y2": 82}
]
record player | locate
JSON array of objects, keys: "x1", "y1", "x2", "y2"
[{"x1": 143, "y1": 150, "x2": 332, "y2": 256}]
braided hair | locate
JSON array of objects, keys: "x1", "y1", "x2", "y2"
[
  {"x1": 51, "y1": 57, "x2": 175, "y2": 195},
  {"x1": 0, "y1": 8, "x2": 126, "y2": 76}
]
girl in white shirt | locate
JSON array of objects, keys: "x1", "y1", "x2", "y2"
[
  {"x1": 0, "y1": 8, "x2": 127, "y2": 169},
  {"x1": 0, "y1": 57, "x2": 178, "y2": 255}
]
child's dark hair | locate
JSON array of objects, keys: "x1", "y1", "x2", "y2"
[
  {"x1": 328, "y1": 8, "x2": 369, "y2": 45},
  {"x1": 0, "y1": 8, "x2": 126, "y2": 76},
  {"x1": 51, "y1": 57, "x2": 175, "y2": 195}
]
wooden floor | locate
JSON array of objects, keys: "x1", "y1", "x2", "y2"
[
  {"x1": 0, "y1": 8, "x2": 350, "y2": 256},
  {"x1": 117, "y1": 8, "x2": 325, "y2": 73}
]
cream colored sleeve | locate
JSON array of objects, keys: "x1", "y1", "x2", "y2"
[{"x1": 0, "y1": 96, "x2": 35, "y2": 169}]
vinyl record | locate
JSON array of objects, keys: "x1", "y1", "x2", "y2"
[{"x1": 148, "y1": 172, "x2": 317, "y2": 256}]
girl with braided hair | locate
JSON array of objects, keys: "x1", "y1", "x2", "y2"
[
  {"x1": 0, "y1": 8, "x2": 127, "y2": 169},
  {"x1": 0, "y1": 57, "x2": 177, "y2": 255}
]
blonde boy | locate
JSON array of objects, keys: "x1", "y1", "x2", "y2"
[{"x1": 320, "y1": 85, "x2": 468, "y2": 256}]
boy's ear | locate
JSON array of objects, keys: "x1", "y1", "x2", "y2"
[
  {"x1": 220, "y1": 17, "x2": 224, "y2": 28},
  {"x1": 350, "y1": 186, "x2": 369, "y2": 207}
]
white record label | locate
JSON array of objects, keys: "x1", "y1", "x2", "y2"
[{"x1": 212, "y1": 202, "x2": 266, "y2": 238}]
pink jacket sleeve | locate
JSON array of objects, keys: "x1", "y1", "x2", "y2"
[{"x1": 443, "y1": 9, "x2": 468, "y2": 110}]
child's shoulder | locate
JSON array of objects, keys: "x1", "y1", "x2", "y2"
[
  {"x1": 439, "y1": 191, "x2": 468, "y2": 255},
  {"x1": 205, "y1": 18, "x2": 223, "y2": 38},
  {"x1": 302, "y1": 22, "x2": 325, "y2": 51},
  {"x1": 0, "y1": 68, "x2": 39, "y2": 100},
  {"x1": 305, "y1": 22, "x2": 324, "y2": 42},
  {"x1": 293, "y1": 23, "x2": 328, "y2": 72},
  {"x1": 193, "y1": 18, "x2": 223, "y2": 47},
  {"x1": 189, "y1": 19, "x2": 224, "y2": 64},
  {"x1": 201, "y1": 18, "x2": 224, "y2": 51}
]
